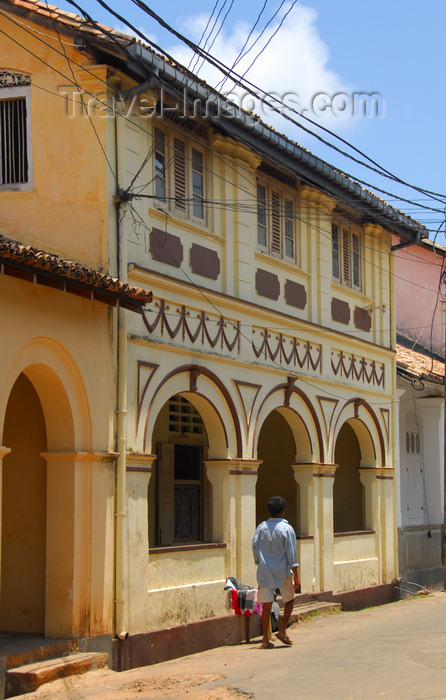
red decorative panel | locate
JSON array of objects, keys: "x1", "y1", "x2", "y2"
[
  {"x1": 255, "y1": 268, "x2": 280, "y2": 300},
  {"x1": 354, "y1": 306, "x2": 372, "y2": 332},
  {"x1": 150, "y1": 228, "x2": 183, "y2": 267},
  {"x1": 285, "y1": 279, "x2": 307, "y2": 309},
  {"x1": 331, "y1": 297, "x2": 350, "y2": 324},
  {"x1": 190, "y1": 243, "x2": 220, "y2": 280}
]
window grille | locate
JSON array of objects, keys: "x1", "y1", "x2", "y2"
[
  {"x1": 168, "y1": 396, "x2": 205, "y2": 435},
  {"x1": 0, "y1": 96, "x2": 28, "y2": 185}
]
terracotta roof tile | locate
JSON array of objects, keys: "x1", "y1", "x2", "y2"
[
  {"x1": 0, "y1": 235, "x2": 152, "y2": 311},
  {"x1": 396, "y1": 344, "x2": 444, "y2": 382}
]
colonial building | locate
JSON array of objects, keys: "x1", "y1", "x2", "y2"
[
  {"x1": 0, "y1": 0, "x2": 427, "y2": 670},
  {"x1": 394, "y1": 238, "x2": 445, "y2": 593}
]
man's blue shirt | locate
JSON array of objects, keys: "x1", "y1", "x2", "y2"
[{"x1": 252, "y1": 517, "x2": 298, "y2": 589}]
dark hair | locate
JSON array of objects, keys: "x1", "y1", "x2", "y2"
[{"x1": 267, "y1": 496, "x2": 286, "y2": 517}]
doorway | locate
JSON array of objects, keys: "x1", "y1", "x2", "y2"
[{"x1": 1, "y1": 373, "x2": 47, "y2": 632}]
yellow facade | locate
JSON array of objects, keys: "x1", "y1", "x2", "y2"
[
  {"x1": 0, "y1": 0, "x2": 426, "y2": 664},
  {"x1": 0, "y1": 10, "x2": 116, "y2": 639}
]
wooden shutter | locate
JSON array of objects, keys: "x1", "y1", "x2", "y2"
[
  {"x1": 271, "y1": 191, "x2": 281, "y2": 255},
  {"x1": 157, "y1": 443, "x2": 174, "y2": 545},
  {"x1": 173, "y1": 138, "x2": 186, "y2": 212},
  {"x1": 342, "y1": 228, "x2": 350, "y2": 286}
]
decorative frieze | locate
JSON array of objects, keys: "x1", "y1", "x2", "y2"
[
  {"x1": 331, "y1": 349, "x2": 385, "y2": 387},
  {"x1": 142, "y1": 299, "x2": 240, "y2": 353},
  {"x1": 0, "y1": 71, "x2": 31, "y2": 88},
  {"x1": 141, "y1": 298, "x2": 388, "y2": 390},
  {"x1": 252, "y1": 327, "x2": 322, "y2": 372}
]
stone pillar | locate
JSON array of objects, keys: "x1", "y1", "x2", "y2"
[
  {"x1": 89, "y1": 452, "x2": 116, "y2": 636},
  {"x1": 313, "y1": 464, "x2": 337, "y2": 592},
  {"x1": 291, "y1": 464, "x2": 314, "y2": 535},
  {"x1": 359, "y1": 467, "x2": 395, "y2": 583},
  {"x1": 291, "y1": 464, "x2": 315, "y2": 591},
  {"x1": 126, "y1": 453, "x2": 156, "y2": 635},
  {"x1": 379, "y1": 468, "x2": 396, "y2": 583},
  {"x1": 205, "y1": 459, "x2": 260, "y2": 586},
  {"x1": 394, "y1": 387, "x2": 406, "y2": 529},
  {"x1": 43, "y1": 451, "x2": 117, "y2": 638},
  {"x1": 0, "y1": 446, "x2": 10, "y2": 607}
]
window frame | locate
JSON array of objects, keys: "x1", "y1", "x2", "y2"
[
  {"x1": 256, "y1": 177, "x2": 297, "y2": 263},
  {"x1": 0, "y1": 83, "x2": 33, "y2": 191},
  {"x1": 332, "y1": 221, "x2": 362, "y2": 291},
  {"x1": 153, "y1": 125, "x2": 207, "y2": 225}
]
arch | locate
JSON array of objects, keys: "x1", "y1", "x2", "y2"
[
  {"x1": 0, "y1": 337, "x2": 92, "y2": 451},
  {"x1": 331, "y1": 398, "x2": 385, "y2": 467},
  {"x1": 252, "y1": 380, "x2": 324, "y2": 462},
  {"x1": 1, "y1": 373, "x2": 47, "y2": 632},
  {"x1": 142, "y1": 364, "x2": 242, "y2": 458},
  {"x1": 255, "y1": 409, "x2": 299, "y2": 532},
  {"x1": 333, "y1": 422, "x2": 364, "y2": 533}
]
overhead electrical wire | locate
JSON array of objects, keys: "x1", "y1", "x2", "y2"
[
  {"x1": 44, "y1": 0, "x2": 446, "y2": 224},
  {"x1": 5, "y1": 11, "x2": 445, "y2": 301},
  {"x1": 187, "y1": 0, "x2": 222, "y2": 71},
  {"x1": 214, "y1": 0, "x2": 271, "y2": 92},
  {"x1": 3, "y1": 3, "x2": 444, "y2": 406},
  {"x1": 4, "y1": 7, "x2": 445, "y2": 306},
  {"x1": 235, "y1": 0, "x2": 299, "y2": 86},
  {"x1": 78, "y1": 0, "x2": 446, "y2": 208},
  {"x1": 193, "y1": 0, "x2": 236, "y2": 77}
]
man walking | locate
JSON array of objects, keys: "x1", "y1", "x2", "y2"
[{"x1": 252, "y1": 496, "x2": 300, "y2": 648}]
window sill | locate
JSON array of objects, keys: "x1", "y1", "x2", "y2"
[
  {"x1": 334, "y1": 530, "x2": 375, "y2": 537},
  {"x1": 149, "y1": 542, "x2": 227, "y2": 555}
]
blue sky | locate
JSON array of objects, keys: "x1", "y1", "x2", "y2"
[{"x1": 55, "y1": 0, "x2": 446, "y2": 240}]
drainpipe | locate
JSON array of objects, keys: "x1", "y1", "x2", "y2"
[{"x1": 113, "y1": 114, "x2": 129, "y2": 641}]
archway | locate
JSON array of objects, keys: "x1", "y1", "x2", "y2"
[
  {"x1": 149, "y1": 394, "x2": 211, "y2": 547},
  {"x1": 333, "y1": 422, "x2": 364, "y2": 533},
  {"x1": 255, "y1": 410, "x2": 298, "y2": 532},
  {"x1": 0, "y1": 341, "x2": 93, "y2": 638},
  {"x1": 1, "y1": 373, "x2": 47, "y2": 632}
]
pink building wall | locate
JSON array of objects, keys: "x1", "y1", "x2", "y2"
[{"x1": 392, "y1": 235, "x2": 445, "y2": 357}]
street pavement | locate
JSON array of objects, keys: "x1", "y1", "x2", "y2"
[{"x1": 21, "y1": 592, "x2": 446, "y2": 700}]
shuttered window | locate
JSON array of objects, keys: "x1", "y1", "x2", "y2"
[
  {"x1": 154, "y1": 127, "x2": 166, "y2": 200},
  {"x1": 256, "y1": 179, "x2": 296, "y2": 261},
  {"x1": 191, "y1": 148, "x2": 204, "y2": 219},
  {"x1": 257, "y1": 183, "x2": 267, "y2": 247},
  {"x1": 271, "y1": 191, "x2": 281, "y2": 255},
  {"x1": 153, "y1": 126, "x2": 206, "y2": 222},
  {"x1": 173, "y1": 138, "x2": 186, "y2": 212},
  {"x1": 332, "y1": 222, "x2": 362, "y2": 289}
]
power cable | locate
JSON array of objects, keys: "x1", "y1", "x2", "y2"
[
  {"x1": 187, "y1": 0, "x2": 222, "y2": 71},
  {"x1": 48, "y1": 1, "x2": 445, "y2": 225},
  {"x1": 236, "y1": 0, "x2": 299, "y2": 85},
  {"x1": 91, "y1": 0, "x2": 446, "y2": 207},
  {"x1": 3, "y1": 6, "x2": 446, "y2": 318},
  {"x1": 214, "y1": 0, "x2": 271, "y2": 92},
  {"x1": 43, "y1": 0, "x2": 117, "y2": 182}
]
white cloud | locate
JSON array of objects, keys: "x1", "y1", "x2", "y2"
[{"x1": 165, "y1": 4, "x2": 360, "y2": 140}]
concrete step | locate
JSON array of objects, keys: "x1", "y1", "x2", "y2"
[
  {"x1": 290, "y1": 601, "x2": 341, "y2": 624},
  {"x1": 5, "y1": 651, "x2": 109, "y2": 697},
  {"x1": 4, "y1": 639, "x2": 79, "y2": 671}
]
